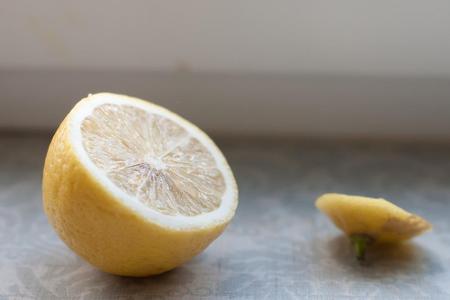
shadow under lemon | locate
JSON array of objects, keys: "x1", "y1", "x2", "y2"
[
  {"x1": 86, "y1": 261, "x2": 206, "y2": 298},
  {"x1": 326, "y1": 234, "x2": 439, "y2": 277}
]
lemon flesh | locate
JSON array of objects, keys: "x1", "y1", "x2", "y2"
[
  {"x1": 81, "y1": 103, "x2": 225, "y2": 216},
  {"x1": 316, "y1": 193, "x2": 431, "y2": 243},
  {"x1": 43, "y1": 93, "x2": 238, "y2": 277}
]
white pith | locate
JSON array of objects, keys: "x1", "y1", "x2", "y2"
[{"x1": 69, "y1": 93, "x2": 237, "y2": 230}]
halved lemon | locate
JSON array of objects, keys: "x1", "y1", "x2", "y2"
[{"x1": 43, "y1": 93, "x2": 238, "y2": 276}]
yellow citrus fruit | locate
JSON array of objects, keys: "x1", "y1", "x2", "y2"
[
  {"x1": 316, "y1": 193, "x2": 431, "y2": 260},
  {"x1": 43, "y1": 93, "x2": 238, "y2": 276}
]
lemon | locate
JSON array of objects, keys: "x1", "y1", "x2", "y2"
[
  {"x1": 43, "y1": 93, "x2": 238, "y2": 276},
  {"x1": 316, "y1": 193, "x2": 431, "y2": 260}
]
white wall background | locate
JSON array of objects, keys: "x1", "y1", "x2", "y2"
[{"x1": 1, "y1": 1, "x2": 450, "y2": 138}]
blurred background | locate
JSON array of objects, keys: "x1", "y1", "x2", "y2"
[{"x1": 1, "y1": 0, "x2": 450, "y2": 138}]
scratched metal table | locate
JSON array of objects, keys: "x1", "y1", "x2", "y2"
[{"x1": 1, "y1": 134, "x2": 449, "y2": 299}]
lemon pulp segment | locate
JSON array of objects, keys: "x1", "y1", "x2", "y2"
[{"x1": 81, "y1": 104, "x2": 225, "y2": 216}]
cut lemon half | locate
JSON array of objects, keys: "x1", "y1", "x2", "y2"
[{"x1": 43, "y1": 93, "x2": 238, "y2": 276}]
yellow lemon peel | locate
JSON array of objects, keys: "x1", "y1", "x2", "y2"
[{"x1": 316, "y1": 193, "x2": 431, "y2": 260}]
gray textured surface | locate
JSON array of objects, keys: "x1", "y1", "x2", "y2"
[{"x1": 1, "y1": 134, "x2": 450, "y2": 299}]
